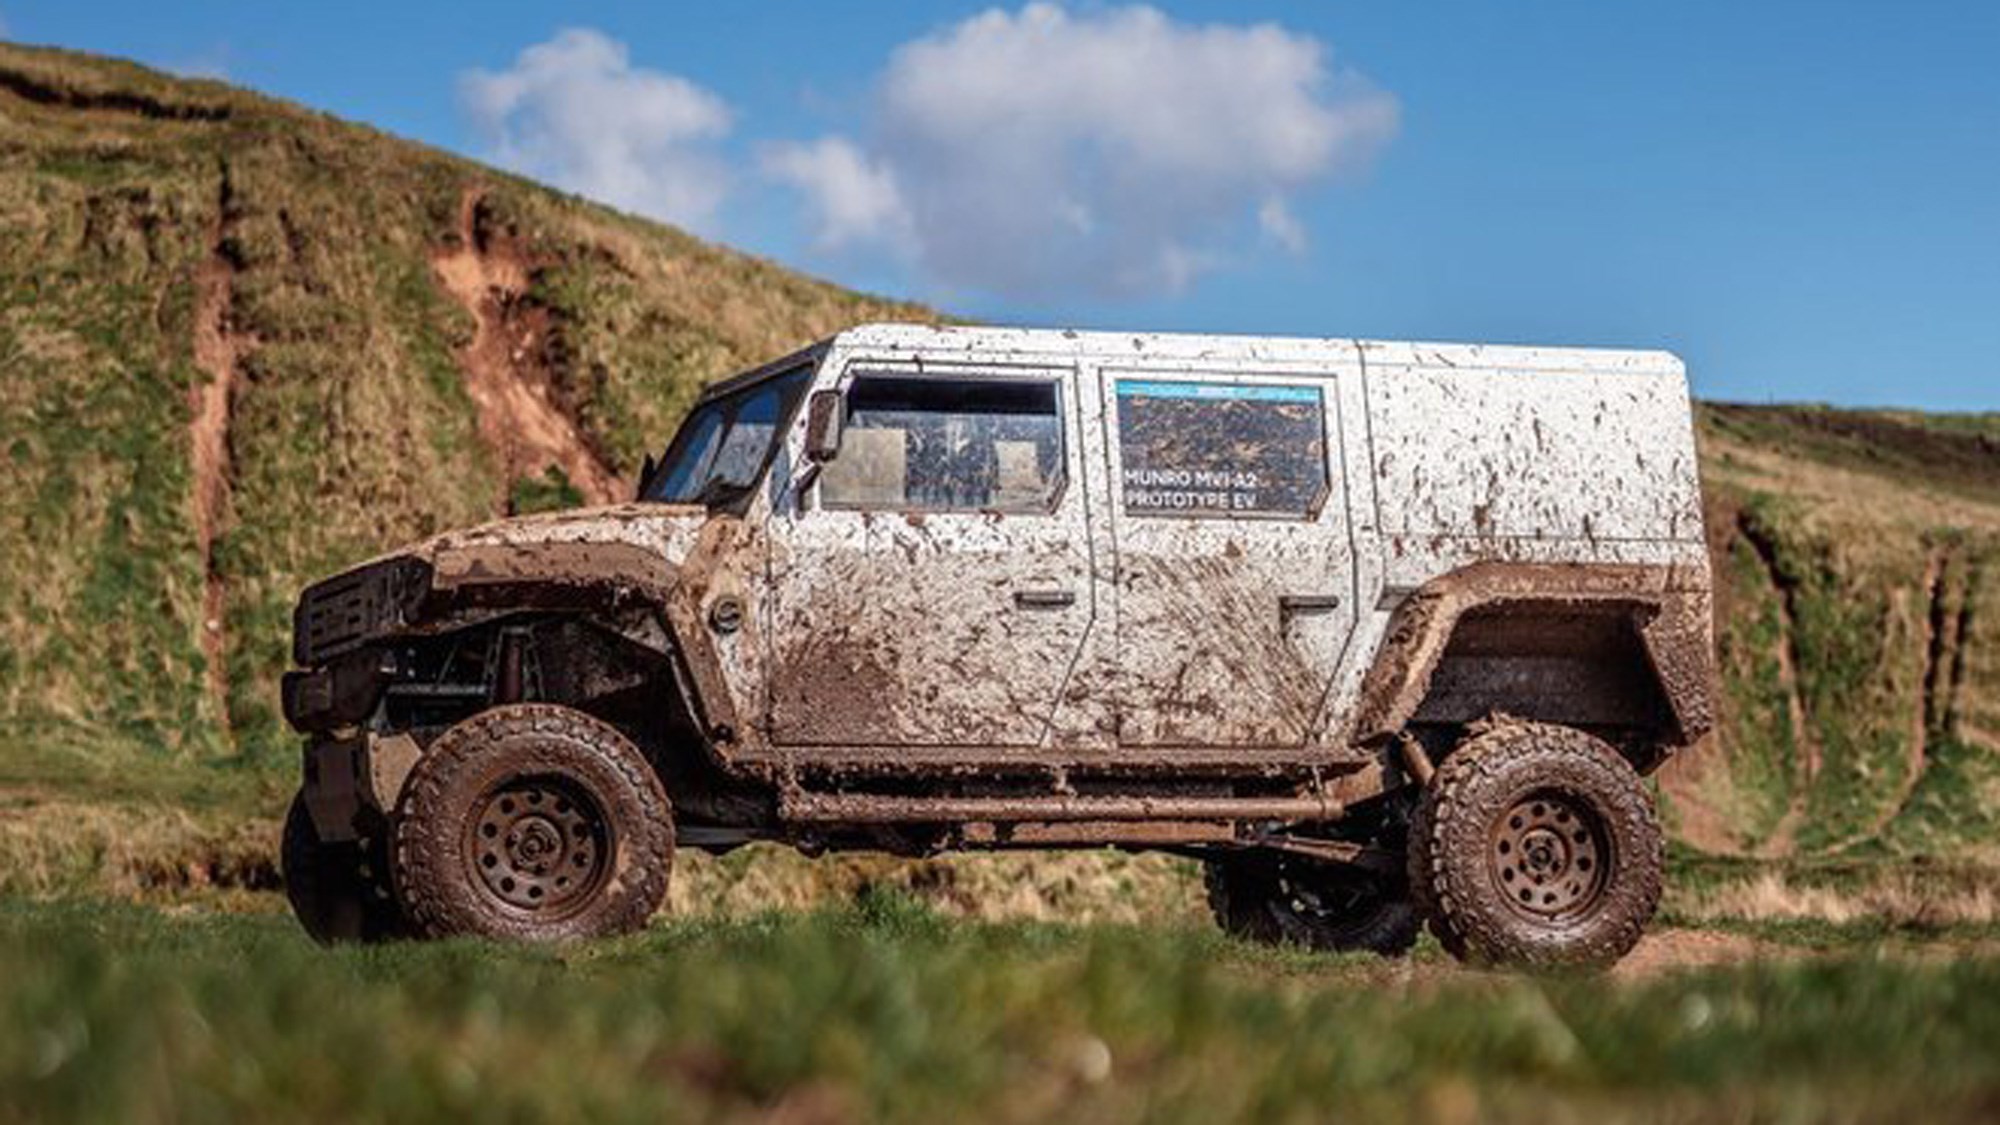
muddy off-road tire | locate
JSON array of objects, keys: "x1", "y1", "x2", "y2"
[
  {"x1": 1409, "y1": 722, "x2": 1663, "y2": 969},
  {"x1": 1205, "y1": 854, "x2": 1420, "y2": 956},
  {"x1": 281, "y1": 793, "x2": 406, "y2": 944},
  {"x1": 390, "y1": 704, "x2": 673, "y2": 942}
]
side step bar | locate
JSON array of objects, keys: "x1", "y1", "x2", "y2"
[{"x1": 778, "y1": 790, "x2": 1344, "y2": 824}]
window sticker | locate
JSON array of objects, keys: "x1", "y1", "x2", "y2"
[{"x1": 1115, "y1": 379, "x2": 1328, "y2": 518}]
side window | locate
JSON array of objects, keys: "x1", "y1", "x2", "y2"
[
  {"x1": 1115, "y1": 379, "x2": 1329, "y2": 518},
  {"x1": 820, "y1": 375, "x2": 1066, "y2": 513}
]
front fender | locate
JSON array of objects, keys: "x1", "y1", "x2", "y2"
[{"x1": 424, "y1": 540, "x2": 679, "y2": 637}]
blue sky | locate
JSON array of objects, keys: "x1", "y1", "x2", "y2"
[{"x1": 4, "y1": 1, "x2": 1997, "y2": 409}]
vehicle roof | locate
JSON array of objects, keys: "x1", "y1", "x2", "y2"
[
  {"x1": 691, "y1": 339, "x2": 833, "y2": 404},
  {"x1": 691, "y1": 323, "x2": 1686, "y2": 406},
  {"x1": 826, "y1": 322, "x2": 1684, "y2": 378}
]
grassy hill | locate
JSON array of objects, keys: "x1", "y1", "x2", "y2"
[
  {"x1": 0, "y1": 42, "x2": 925, "y2": 782},
  {"x1": 0, "y1": 43, "x2": 1996, "y2": 896},
  {"x1": 1666, "y1": 405, "x2": 2000, "y2": 862}
]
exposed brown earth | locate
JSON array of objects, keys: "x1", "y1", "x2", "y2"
[
  {"x1": 187, "y1": 166, "x2": 250, "y2": 740},
  {"x1": 430, "y1": 187, "x2": 623, "y2": 507},
  {"x1": 1608, "y1": 928, "x2": 1770, "y2": 979}
]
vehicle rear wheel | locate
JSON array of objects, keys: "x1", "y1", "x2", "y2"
[
  {"x1": 390, "y1": 704, "x2": 674, "y2": 941},
  {"x1": 1204, "y1": 853, "x2": 1419, "y2": 956},
  {"x1": 1408, "y1": 721, "x2": 1663, "y2": 968},
  {"x1": 281, "y1": 792, "x2": 405, "y2": 943}
]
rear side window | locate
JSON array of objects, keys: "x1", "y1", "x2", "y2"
[
  {"x1": 1114, "y1": 379, "x2": 1329, "y2": 518},
  {"x1": 821, "y1": 375, "x2": 1066, "y2": 513}
]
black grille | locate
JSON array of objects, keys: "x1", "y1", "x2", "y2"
[{"x1": 292, "y1": 557, "x2": 430, "y2": 666}]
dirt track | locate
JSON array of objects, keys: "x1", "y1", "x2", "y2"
[
  {"x1": 1609, "y1": 928, "x2": 1769, "y2": 978},
  {"x1": 188, "y1": 166, "x2": 251, "y2": 737}
]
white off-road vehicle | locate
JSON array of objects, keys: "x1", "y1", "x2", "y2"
[{"x1": 282, "y1": 324, "x2": 1713, "y2": 965}]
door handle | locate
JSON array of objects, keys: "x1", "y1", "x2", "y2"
[
  {"x1": 1014, "y1": 588, "x2": 1077, "y2": 609},
  {"x1": 1279, "y1": 593, "x2": 1343, "y2": 616}
]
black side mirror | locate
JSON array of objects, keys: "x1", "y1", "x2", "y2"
[{"x1": 804, "y1": 390, "x2": 844, "y2": 462}]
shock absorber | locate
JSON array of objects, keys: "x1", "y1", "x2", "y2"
[{"x1": 495, "y1": 627, "x2": 528, "y2": 704}]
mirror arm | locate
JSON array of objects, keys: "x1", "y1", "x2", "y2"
[{"x1": 795, "y1": 460, "x2": 823, "y2": 502}]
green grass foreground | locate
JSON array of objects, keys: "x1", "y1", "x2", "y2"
[{"x1": 3, "y1": 896, "x2": 1999, "y2": 1123}]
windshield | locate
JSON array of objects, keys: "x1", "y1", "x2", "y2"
[{"x1": 643, "y1": 366, "x2": 813, "y2": 507}]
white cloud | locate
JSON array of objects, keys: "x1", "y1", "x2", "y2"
[
  {"x1": 761, "y1": 136, "x2": 910, "y2": 249},
  {"x1": 769, "y1": 4, "x2": 1397, "y2": 298},
  {"x1": 460, "y1": 29, "x2": 732, "y2": 232},
  {"x1": 1258, "y1": 198, "x2": 1308, "y2": 255},
  {"x1": 166, "y1": 45, "x2": 231, "y2": 81}
]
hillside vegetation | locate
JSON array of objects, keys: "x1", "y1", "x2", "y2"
[
  {"x1": 0, "y1": 43, "x2": 1996, "y2": 891},
  {"x1": 0, "y1": 43, "x2": 925, "y2": 780},
  {"x1": 1665, "y1": 405, "x2": 2000, "y2": 861}
]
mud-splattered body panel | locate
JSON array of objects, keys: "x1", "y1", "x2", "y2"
[
  {"x1": 1364, "y1": 349, "x2": 1704, "y2": 544},
  {"x1": 1104, "y1": 375, "x2": 1358, "y2": 747},
  {"x1": 286, "y1": 324, "x2": 1713, "y2": 846},
  {"x1": 752, "y1": 326, "x2": 1709, "y2": 761}
]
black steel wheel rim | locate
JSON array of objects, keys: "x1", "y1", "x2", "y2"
[
  {"x1": 465, "y1": 776, "x2": 612, "y2": 918},
  {"x1": 1488, "y1": 789, "x2": 1611, "y2": 919}
]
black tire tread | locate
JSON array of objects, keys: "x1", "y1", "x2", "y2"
[
  {"x1": 1407, "y1": 721, "x2": 1663, "y2": 968},
  {"x1": 391, "y1": 703, "x2": 674, "y2": 941},
  {"x1": 281, "y1": 791, "x2": 405, "y2": 944},
  {"x1": 1204, "y1": 855, "x2": 1420, "y2": 957},
  {"x1": 1203, "y1": 859, "x2": 1284, "y2": 944}
]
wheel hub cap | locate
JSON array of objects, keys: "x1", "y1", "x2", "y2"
[
  {"x1": 510, "y1": 818, "x2": 561, "y2": 868},
  {"x1": 468, "y1": 779, "x2": 607, "y2": 915},
  {"x1": 1490, "y1": 792, "x2": 1607, "y2": 918}
]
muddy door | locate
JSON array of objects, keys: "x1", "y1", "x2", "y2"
[
  {"x1": 1106, "y1": 374, "x2": 1358, "y2": 747},
  {"x1": 767, "y1": 364, "x2": 1094, "y2": 749}
]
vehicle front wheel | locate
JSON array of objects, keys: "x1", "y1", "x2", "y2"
[
  {"x1": 390, "y1": 704, "x2": 674, "y2": 941},
  {"x1": 1408, "y1": 721, "x2": 1663, "y2": 968},
  {"x1": 281, "y1": 792, "x2": 405, "y2": 944},
  {"x1": 1204, "y1": 853, "x2": 1419, "y2": 956}
]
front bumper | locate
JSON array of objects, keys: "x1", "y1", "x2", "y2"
[
  {"x1": 285, "y1": 555, "x2": 430, "y2": 736},
  {"x1": 301, "y1": 731, "x2": 423, "y2": 842},
  {"x1": 281, "y1": 647, "x2": 399, "y2": 733}
]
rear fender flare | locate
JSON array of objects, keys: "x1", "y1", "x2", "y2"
[{"x1": 1352, "y1": 562, "x2": 1715, "y2": 757}]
